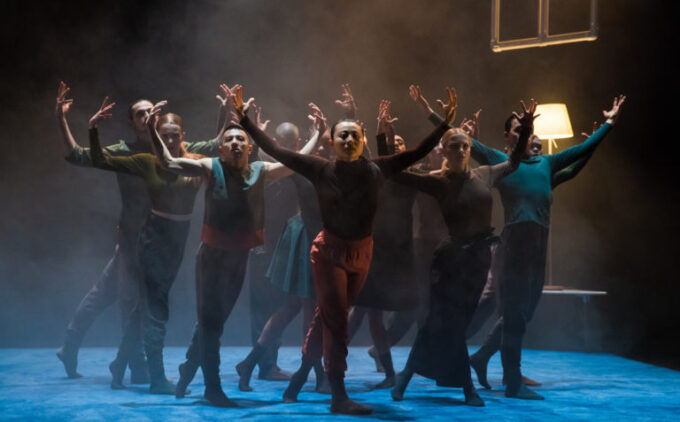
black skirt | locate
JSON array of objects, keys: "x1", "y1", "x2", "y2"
[{"x1": 407, "y1": 234, "x2": 495, "y2": 387}]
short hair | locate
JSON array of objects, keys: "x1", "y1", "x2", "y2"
[
  {"x1": 223, "y1": 123, "x2": 246, "y2": 133},
  {"x1": 330, "y1": 118, "x2": 364, "y2": 139},
  {"x1": 221, "y1": 124, "x2": 249, "y2": 144},
  {"x1": 275, "y1": 122, "x2": 300, "y2": 139},
  {"x1": 504, "y1": 114, "x2": 519, "y2": 132},
  {"x1": 128, "y1": 98, "x2": 152, "y2": 120}
]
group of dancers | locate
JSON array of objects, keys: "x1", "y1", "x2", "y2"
[{"x1": 54, "y1": 81, "x2": 625, "y2": 415}]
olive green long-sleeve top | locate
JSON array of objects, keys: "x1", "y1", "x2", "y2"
[
  {"x1": 66, "y1": 132, "x2": 219, "y2": 236},
  {"x1": 88, "y1": 127, "x2": 203, "y2": 216}
]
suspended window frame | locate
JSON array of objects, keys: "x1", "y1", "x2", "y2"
[{"x1": 490, "y1": 0, "x2": 598, "y2": 52}]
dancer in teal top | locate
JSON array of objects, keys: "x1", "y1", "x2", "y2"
[{"x1": 413, "y1": 86, "x2": 626, "y2": 399}]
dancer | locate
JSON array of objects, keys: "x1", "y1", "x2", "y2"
[
  {"x1": 366, "y1": 146, "x2": 448, "y2": 374},
  {"x1": 245, "y1": 118, "x2": 301, "y2": 382},
  {"x1": 231, "y1": 85, "x2": 455, "y2": 414},
  {"x1": 415, "y1": 87, "x2": 626, "y2": 399},
  {"x1": 465, "y1": 125, "x2": 606, "y2": 388},
  {"x1": 163, "y1": 99, "x2": 325, "y2": 407},
  {"x1": 87, "y1": 98, "x2": 209, "y2": 393},
  {"x1": 236, "y1": 124, "x2": 332, "y2": 393},
  {"x1": 236, "y1": 132, "x2": 332, "y2": 393},
  {"x1": 347, "y1": 100, "x2": 419, "y2": 389},
  {"x1": 390, "y1": 98, "x2": 535, "y2": 406},
  {"x1": 55, "y1": 82, "x2": 221, "y2": 385}
]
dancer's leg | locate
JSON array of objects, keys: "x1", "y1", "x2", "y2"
[
  {"x1": 58, "y1": 245, "x2": 119, "y2": 379},
  {"x1": 367, "y1": 309, "x2": 395, "y2": 388},
  {"x1": 500, "y1": 223, "x2": 546, "y2": 400},
  {"x1": 197, "y1": 245, "x2": 248, "y2": 407},
  {"x1": 237, "y1": 295, "x2": 302, "y2": 391}
]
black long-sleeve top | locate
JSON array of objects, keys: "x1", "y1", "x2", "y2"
[{"x1": 241, "y1": 116, "x2": 449, "y2": 240}]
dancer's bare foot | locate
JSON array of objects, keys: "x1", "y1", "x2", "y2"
[
  {"x1": 470, "y1": 353, "x2": 491, "y2": 389},
  {"x1": 236, "y1": 361, "x2": 254, "y2": 392},
  {"x1": 176, "y1": 361, "x2": 198, "y2": 398},
  {"x1": 502, "y1": 375, "x2": 542, "y2": 386},
  {"x1": 149, "y1": 378, "x2": 178, "y2": 395},
  {"x1": 330, "y1": 397, "x2": 372, "y2": 415},
  {"x1": 258, "y1": 365, "x2": 291, "y2": 381},
  {"x1": 375, "y1": 375, "x2": 395, "y2": 389},
  {"x1": 205, "y1": 388, "x2": 238, "y2": 407},
  {"x1": 56, "y1": 347, "x2": 82, "y2": 379},
  {"x1": 505, "y1": 383, "x2": 544, "y2": 400}
]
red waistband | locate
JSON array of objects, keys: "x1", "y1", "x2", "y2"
[
  {"x1": 313, "y1": 229, "x2": 373, "y2": 249},
  {"x1": 201, "y1": 224, "x2": 264, "y2": 251}
]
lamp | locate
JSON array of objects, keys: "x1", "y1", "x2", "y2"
[
  {"x1": 534, "y1": 103, "x2": 574, "y2": 154},
  {"x1": 533, "y1": 103, "x2": 573, "y2": 288}
]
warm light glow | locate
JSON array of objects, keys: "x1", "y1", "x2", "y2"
[{"x1": 534, "y1": 103, "x2": 573, "y2": 140}]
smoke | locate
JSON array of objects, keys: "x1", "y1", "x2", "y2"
[{"x1": 0, "y1": 0, "x2": 677, "y2": 367}]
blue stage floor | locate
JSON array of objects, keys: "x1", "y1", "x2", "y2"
[{"x1": 1, "y1": 347, "x2": 678, "y2": 421}]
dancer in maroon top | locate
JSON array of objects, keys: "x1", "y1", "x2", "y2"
[{"x1": 229, "y1": 85, "x2": 456, "y2": 415}]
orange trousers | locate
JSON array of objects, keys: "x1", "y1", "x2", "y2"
[{"x1": 301, "y1": 230, "x2": 373, "y2": 377}]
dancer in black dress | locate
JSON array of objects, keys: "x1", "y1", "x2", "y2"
[{"x1": 391, "y1": 98, "x2": 536, "y2": 406}]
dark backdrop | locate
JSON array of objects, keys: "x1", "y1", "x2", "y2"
[{"x1": 0, "y1": 0, "x2": 677, "y2": 368}]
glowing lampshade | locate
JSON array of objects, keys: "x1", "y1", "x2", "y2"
[{"x1": 533, "y1": 103, "x2": 573, "y2": 140}]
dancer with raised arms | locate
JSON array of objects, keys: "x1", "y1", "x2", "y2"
[
  {"x1": 229, "y1": 85, "x2": 456, "y2": 415},
  {"x1": 150, "y1": 93, "x2": 325, "y2": 407}
]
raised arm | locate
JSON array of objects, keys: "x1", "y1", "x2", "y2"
[
  {"x1": 87, "y1": 99, "x2": 149, "y2": 176},
  {"x1": 460, "y1": 108, "x2": 482, "y2": 140},
  {"x1": 88, "y1": 97, "x2": 116, "y2": 169},
  {"x1": 409, "y1": 84, "x2": 504, "y2": 165},
  {"x1": 144, "y1": 105, "x2": 213, "y2": 179},
  {"x1": 375, "y1": 87, "x2": 457, "y2": 177},
  {"x1": 334, "y1": 83, "x2": 358, "y2": 119},
  {"x1": 55, "y1": 81, "x2": 81, "y2": 158},
  {"x1": 376, "y1": 100, "x2": 399, "y2": 156},
  {"x1": 230, "y1": 85, "x2": 324, "y2": 180},
  {"x1": 547, "y1": 95, "x2": 625, "y2": 173},
  {"x1": 551, "y1": 121, "x2": 599, "y2": 188},
  {"x1": 263, "y1": 103, "x2": 327, "y2": 181},
  {"x1": 486, "y1": 99, "x2": 537, "y2": 185}
]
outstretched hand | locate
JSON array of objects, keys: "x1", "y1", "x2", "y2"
[
  {"x1": 461, "y1": 109, "x2": 482, "y2": 138},
  {"x1": 308, "y1": 102, "x2": 327, "y2": 136},
  {"x1": 334, "y1": 83, "x2": 357, "y2": 118},
  {"x1": 602, "y1": 94, "x2": 626, "y2": 125},
  {"x1": 56, "y1": 81, "x2": 73, "y2": 118},
  {"x1": 408, "y1": 84, "x2": 433, "y2": 115},
  {"x1": 88, "y1": 97, "x2": 116, "y2": 129},
  {"x1": 254, "y1": 104, "x2": 270, "y2": 131},
  {"x1": 144, "y1": 100, "x2": 167, "y2": 127},
  {"x1": 216, "y1": 83, "x2": 237, "y2": 109},
  {"x1": 512, "y1": 99, "x2": 539, "y2": 128},
  {"x1": 581, "y1": 121, "x2": 601, "y2": 138},
  {"x1": 437, "y1": 87, "x2": 458, "y2": 125},
  {"x1": 229, "y1": 85, "x2": 255, "y2": 120},
  {"x1": 376, "y1": 100, "x2": 398, "y2": 134}
]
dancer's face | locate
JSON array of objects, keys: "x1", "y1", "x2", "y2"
[
  {"x1": 129, "y1": 100, "x2": 154, "y2": 134},
  {"x1": 441, "y1": 130, "x2": 471, "y2": 173},
  {"x1": 527, "y1": 134, "x2": 542, "y2": 157},
  {"x1": 394, "y1": 135, "x2": 406, "y2": 153},
  {"x1": 157, "y1": 122, "x2": 185, "y2": 157},
  {"x1": 219, "y1": 128, "x2": 253, "y2": 167},
  {"x1": 331, "y1": 121, "x2": 365, "y2": 162}
]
